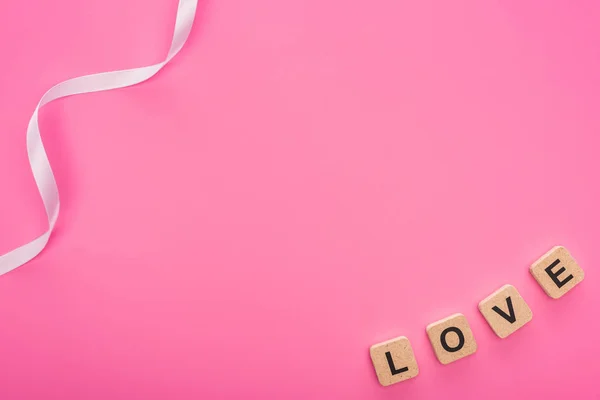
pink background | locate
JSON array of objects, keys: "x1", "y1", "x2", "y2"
[{"x1": 1, "y1": 0, "x2": 599, "y2": 398}]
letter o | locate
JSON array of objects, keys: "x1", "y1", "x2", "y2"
[{"x1": 440, "y1": 327, "x2": 465, "y2": 353}]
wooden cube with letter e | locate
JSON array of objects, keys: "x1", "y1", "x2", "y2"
[{"x1": 530, "y1": 246, "x2": 584, "y2": 299}]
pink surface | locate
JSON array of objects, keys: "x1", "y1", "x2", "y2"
[{"x1": 1, "y1": 0, "x2": 599, "y2": 398}]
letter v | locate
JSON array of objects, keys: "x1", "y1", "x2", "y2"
[{"x1": 492, "y1": 297, "x2": 516, "y2": 323}]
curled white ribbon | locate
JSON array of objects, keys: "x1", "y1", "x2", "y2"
[{"x1": 0, "y1": 0, "x2": 198, "y2": 275}]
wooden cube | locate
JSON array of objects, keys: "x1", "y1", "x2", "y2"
[
  {"x1": 369, "y1": 336, "x2": 419, "y2": 386},
  {"x1": 478, "y1": 284, "x2": 533, "y2": 338},
  {"x1": 426, "y1": 313, "x2": 477, "y2": 365},
  {"x1": 530, "y1": 246, "x2": 584, "y2": 299}
]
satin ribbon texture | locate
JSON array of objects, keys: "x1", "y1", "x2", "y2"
[{"x1": 0, "y1": 0, "x2": 198, "y2": 276}]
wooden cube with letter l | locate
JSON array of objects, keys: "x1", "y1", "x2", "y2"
[{"x1": 370, "y1": 336, "x2": 419, "y2": 386}]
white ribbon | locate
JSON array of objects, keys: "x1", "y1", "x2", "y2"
[{"x1": 0, "y1": 0, "x2": 198, "y2": 276}]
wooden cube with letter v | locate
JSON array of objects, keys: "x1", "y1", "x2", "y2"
[
  {"x1": 370, "y1": 336, "x2": 419, "y2": 386},
  {"x1": 530, "y1": 246, "x2": 584, "y2": 299},
  {"x1": 478, "y1": 284, "x2": 533, "y2": 338}
]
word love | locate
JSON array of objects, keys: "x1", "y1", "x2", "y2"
[{"x1": 369, "y1": 246, "x2": 585, "y2": 387}]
